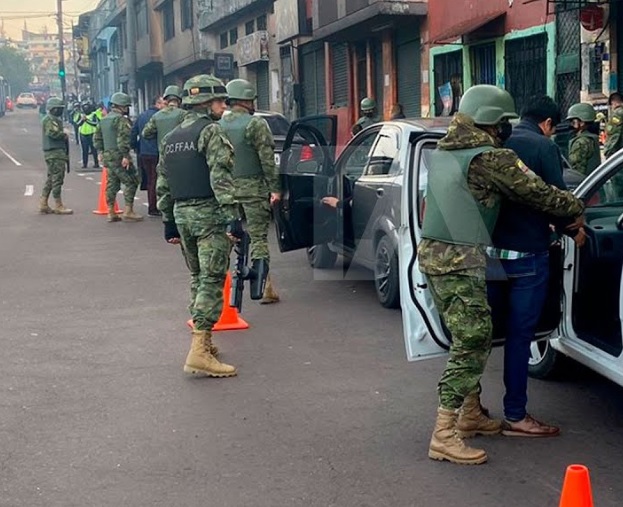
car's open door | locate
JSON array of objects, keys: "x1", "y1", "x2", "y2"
[
  {"x1": 399, "y1": 136, "x2": 452, "y2": 360},
  {"x1": 275, "y1": 115, "x2": 338, "y2": 253}
]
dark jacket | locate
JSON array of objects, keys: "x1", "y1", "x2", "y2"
[
  {"x1": 131, "y1": 106, "x2": 159, "y2": 156},
  {"x1": 495, "y1": 118, "x2": 567, "y2": 253}
]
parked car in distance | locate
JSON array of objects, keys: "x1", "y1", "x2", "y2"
[
  {"x1": 16, "y1": 92, "x2": 38, "y2": 108},
  {"x1": 274, "y1": 116, "x2": 592, "y2": 311}
]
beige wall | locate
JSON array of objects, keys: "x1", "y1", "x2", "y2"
[
  {"x1": 161, "y1": 0, "x2": 201, "y2": 77},
  {"x1": 137, "y1": 0, "x2": 164, "y2": 68}
]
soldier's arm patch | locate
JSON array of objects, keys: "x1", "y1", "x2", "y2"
[
  {"x1": 612, "y1": 117, "x2": 621, "y2": 125},
  {"x1": 516, "y1": 159, "x2": 530, "y2": 174}
]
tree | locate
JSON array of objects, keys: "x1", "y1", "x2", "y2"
[{"x1": 0, "y1": 47, "x2": 33, "y2": 97}]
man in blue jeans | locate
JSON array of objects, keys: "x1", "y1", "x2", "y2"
[{"x1": 487, "y1": 95, "x2": 585, "y2": 437}]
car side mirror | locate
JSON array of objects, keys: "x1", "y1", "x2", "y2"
[
  {"x1": 295, "y1": 160, "x2": 320, "y2": 174},
  {"x1": 616, "y1": 212, "x2": 623, "y2": 231}
]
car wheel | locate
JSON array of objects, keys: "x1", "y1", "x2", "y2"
[
  {"x1": 528, "y1": 339, "x2": 563, "y2": 379},
  {"x1": 374, "y1": 236, "x2": 400, "y2": 309},
  {"x1": 307, "y1": 244, "x2": 337, "y2": 269}
]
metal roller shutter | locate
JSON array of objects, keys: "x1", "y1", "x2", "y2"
[
  {"x1": 256, "y1": 61, "x2": 270, "y2": 111},
  {"x1": 315, "y1": 48, "x2": 326, "y2": 114},
  {"x1": 332, "y1": 43, "x2": 348, "y2": 107},
  {"x1": 396, "y1": 28, "x2": 421, "y2": 117},
  {"x1": 301, "y1": 44, "x2": 326, "y2": 116}
]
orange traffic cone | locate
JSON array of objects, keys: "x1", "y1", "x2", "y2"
[
  {"x1": 93, "y1": 167, "x2": 121, "y2": 215},
  {"x1": 186, "y1": 272, "x2": 249, "y2": 332},
  {"x1": 559, "y1": 465, "x2": 594, "y2": 507}
]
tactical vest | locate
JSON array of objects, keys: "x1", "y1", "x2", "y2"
[
  {"x1": 99, "y1": 111, "x2": 121, "y2": 150},
  {"x1": 422, "y1": 146, "x2": 499, "y2": 246},
  {"x1": 570, "y1": 131, "x2": 601, "y2": 176},
  {"x1": 219, "y1": 113, "x2": 262, "y2": 178},
  {"x1": 42, "y1": 116, "x2": 66, "y2": 151},
  {"x1": 163, "y1": 117, "x2": 215, "y2": 201},
  {"x1": 155, "y1": 107, "x2": 185, "y2": 148},
  {"x1": 356, "y1": 116, "x2": 376, "y2": 130}
]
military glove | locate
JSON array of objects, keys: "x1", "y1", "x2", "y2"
[
  {"x1": 164, "y1": 221, "x2": 180, "y2": 242},
  {"x1": 227, "y1": 218, "x2": 245, "y2": 240}
]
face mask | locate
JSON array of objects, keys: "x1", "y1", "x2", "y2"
[{"x1": 497, "y1": 122, "x2": 512, "y2": 142}]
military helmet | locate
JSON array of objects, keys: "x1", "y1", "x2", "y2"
[
  {"x1": 182, "y1": 74, "x2": 228, "y2": 105},
  {"x1": 46, "y1": 97, "x2": 65, "y2": 112},
  {"x1": 226, "y1": 79, "x2": 257, "y2": 101},
  {"x1": 566, "y1": 102, "x2": 597, "y2": 123},
  {"x1": 110, "y1": 92, "x2": 131, "y2": 107},
  {"x1": 458, "y1": 85, "x2": 518, "y2": 125},
  {"x1": 163, "y1": 85, "x2": 182, "y2": 100},
  {"x1": 360, "y1": 97, "x2": 376, "y2": 112}
]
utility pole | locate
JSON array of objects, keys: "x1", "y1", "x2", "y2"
[
  {"x1": 56, "y1": 0, "x2": 67, "y2": 101},
  {"x1": 126, "y1": 0, "x2": 138, "y2": 112}
]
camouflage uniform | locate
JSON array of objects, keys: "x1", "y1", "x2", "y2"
[
  {"x1": 568, "y1": 132, "x2": 601, "y2": 177},
  {"x1": 419, "y1": 113, "x2": 585, "y2": 411},
  {"x1": 94, "y1": 112, "x2": 140, "y2": 208},
  {"x1": 157, "y1": 111, "x2": 238, "y2": 332},
  {"x1": 604, "y1": 106, "x2": 623, "y2": 159},
  {"x1": 220, "y1": 110, "x2": 279, "y2": 261},
  {"x1": 351, "y1": 115, "x2": 378, "y2": 136},
  {"x1": 41, "y1": 115, "x2": 68, "y2": 202}
]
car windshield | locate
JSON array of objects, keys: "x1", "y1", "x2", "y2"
[
  {"x1": 261, "y1": 115, "x2": 290, "y2": 136},
  {"x1": 20, "y1": 93, "x2": 34, "y2": 98}
]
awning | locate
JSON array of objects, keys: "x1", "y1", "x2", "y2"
[{"x1": 432, "y1": 11, "x2": 506, "y2": 43}]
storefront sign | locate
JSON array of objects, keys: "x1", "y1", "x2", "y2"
[{"x1": 237, "y1": 31, "x2": 270, "y2": 67}]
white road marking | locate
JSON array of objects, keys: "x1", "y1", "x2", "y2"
[
  {"x1": 85, "y1": 177, "x2": 94, "y2": 181},
  {"x1": 22, "y1": 128, "x2": 28, "y2": 133},
  {"x1": 0, "y1": 145, "x2": 22, "y2": 166},
  {"x1": 24, "y1": 185, "x2": 34, "y2": 196},
  {"x1": 76, "y1": 173, "x2": 86, "y2": 177}
]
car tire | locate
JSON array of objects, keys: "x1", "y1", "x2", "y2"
[
  {"x1": 374, "y1": 236, "x2": 400, "y2": 309},
  {"x1": 307, "y1": 244, "x2": 338, "y2": 269},
  {"x1": 528, "y1": 339, "x2": 564, "y2": 379}
]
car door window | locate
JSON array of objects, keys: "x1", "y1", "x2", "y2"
[
  {"x1": 364, "y1": 129, "x2": 400, "y2": 176},
  {"x1": 340, "y1": 131, "x2": 378, "y2": 180},
  {"x1": 417, "y1": 142, "x2": 437, "y2": 228}
]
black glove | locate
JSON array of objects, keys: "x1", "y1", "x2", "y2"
[
  {"x1": 164, "y1": 221, "x2": 180, "y2": 242},
  {"x1": 227, "y1": 218, "x2": 245, "y2": 239}
]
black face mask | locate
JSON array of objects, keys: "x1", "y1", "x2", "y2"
[{"x1": 497, "y1": 122, "x2": 512, "y2": 142}]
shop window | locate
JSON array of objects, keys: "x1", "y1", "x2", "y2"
[
  {"x1": 246, "y1": 20, "x2": 255, "y2": 35},
  {"x1": 470, "y1": 43, "x2": 496, "y2": 86},
  {"x1": 220, "y1": 32, "x2": 228, "y2": 49},
  {"x1": 230, "y1": 28, "x2": 238, "y2": 46},
  {"x1": 257, "y1": 14, "x2": 267, "y2": 31},
  {"x1": 137, "y1": 0, "x2": 149, "y2": 37},
  {"x1": 162, "y1": 0, "x2": 175, "y2": 41},
  {"x1": 181, "y1": 0, "x2": 193, "y2": 30},
  {"x1": 589, "y1": 42, "x2": 605, "y2": 94}
]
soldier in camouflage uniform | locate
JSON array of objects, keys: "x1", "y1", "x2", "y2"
[
  {"x1": 142, "y1": 85, "x2": 185, "y2": 156},
  {"x1": 351, "y1": 97, "x2": 379, "y2": 136},
  {"x1": 421, "y1": 85, "x2": 584, "y2": 465},
  {"x1": 220, "y1": 79, "x2": 281, "y2": 304},
  {"x1": 157, "y1": 74, "x2": 241, "y2": 378},
  {"x1": 40, "y1": 97, "x2": 73, "y2": 215},
  {"x1": 567, "y1": 102, "x2": 601, "y2": 178},
  {"x1": 604, "y1": 92, "x2": 623, "y2": 159},
  {"x1": 94, "y1": 92, "x2": 143, "y2": 223}
]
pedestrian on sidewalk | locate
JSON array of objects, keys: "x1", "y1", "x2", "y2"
[
  {"x1": 131, "y1": 95, "x2": 163, "y2": 216},
  {"x1": 94, "y1": 92, "x2": 144, "y2": 223},
  {"x1": 39, "y1": 97, "x2": 73, "y2": 215}
]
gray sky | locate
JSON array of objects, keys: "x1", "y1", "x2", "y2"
[{"x1": 1, "y1": 0, "x2": 100, "y2": 39}]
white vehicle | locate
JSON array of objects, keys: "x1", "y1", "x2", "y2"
[
  {"x1": 400, "y1": 143, "x2": 623, "y2": 387},
  {"x1": 16, "y1": 92, "x2": 37, "y2": 108},
  {"x1": 275, "y1": 118, "x2": 623, "y2": 387}
]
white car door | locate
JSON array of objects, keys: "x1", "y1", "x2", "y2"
[{"x1": 399, "y1": 137, "x2": 451, "y2": 361}]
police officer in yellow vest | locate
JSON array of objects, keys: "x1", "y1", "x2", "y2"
[
  {"x1": 567, "y1": 102, "x2": 601, "y2": 178},
  {"x1": 78, "y1": 102, "x2": 100, "y2": 169},
  {"x1": 219, "y1": 78, "x2": 281, "y2": 303},
  {"x1": 94, "y1": 92, "x2": 143, "y2": 222}
]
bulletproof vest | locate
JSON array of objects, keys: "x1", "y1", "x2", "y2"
[
  {"x1": 163, "y1": 117, "x2": 215, "y2": 201},
  {"x1": 155, "y1": 107, "x2": 185, "y2": 148},
  {"x1": 422, "y1": 146, "x2": 499, "y2": 247},
  {"x1": 356, "y1": 116, "x2": 376, "y2": 129},
  {"x1": 42, "y1": 116, "x2": 66, "y2": 151},
  {"x1": 99, "y1": 111, "x2": 122, "y2": 150},
  {"x1": 219, "y1": 113, "x2": 262, "y2": 178},
  {"x1": 570, "y1": 131, "x2": 601, "y2": 176}
]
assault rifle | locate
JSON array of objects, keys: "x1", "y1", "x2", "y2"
[
  {"x1": 64, "y1": 136, "x2": 70, "y2": 173},
  {"x1": 230, "y1": 231, "x2": 252, "y2": 313}
]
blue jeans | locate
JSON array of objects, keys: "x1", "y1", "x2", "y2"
[{"x1": 486, "y1": 252, "x2": 550, "y2": 422}]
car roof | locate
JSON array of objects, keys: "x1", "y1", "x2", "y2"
[{"x1": 384, "y1": 117, "x2": 453, "y2": 133}]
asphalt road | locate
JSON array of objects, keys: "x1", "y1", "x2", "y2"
[{"x1": 1, "y1": 109, "x2": 623, "y2": 507}]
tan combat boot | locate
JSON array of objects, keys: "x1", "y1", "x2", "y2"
[
  {"x1": 39, "y1": 196, "x2": 53, "y2": 214},
  {"x1": 260, "y1": 274, "x2": 280, "y2": 304},
  {"x1": 183, "y1": 330, "x2": 237, "y2": 378},
  {"x1": 52, "y1": 198, "x2": 73, "y2": 215},
  {"x1": 122, "y1": 204, "x2": 144, "y2": 222},
  {"x1": 107, "y1": 204, "x2": 121, "y2": 222},
  {"x1": 428, "y1": 407, "x2": 488, "y2": 465},
  {"x1": 457, "y1": 393, "x2": 502, "y2": 438}
]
